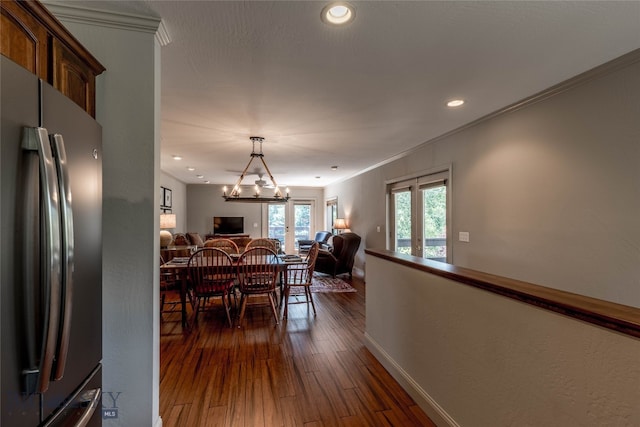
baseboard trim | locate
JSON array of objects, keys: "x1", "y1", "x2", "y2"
[
  {"x1": 364, "y1": 332, "x2": 459, "y2": 427},
  {"x1": 153, "y1": 416, "x2": 163, "y2": 427}
]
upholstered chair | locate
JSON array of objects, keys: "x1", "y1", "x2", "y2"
[
  {"x1": 298, "y1": 231, "x2": 332, "y2": 255},
  {"x1": 314, "y1": 232, "x2": 361, "y2": 278}
]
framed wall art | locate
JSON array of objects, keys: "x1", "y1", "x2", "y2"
[{"x1": 161, "y1": 186, "x2": 172, "y2": 208}]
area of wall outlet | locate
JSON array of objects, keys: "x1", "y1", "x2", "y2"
[
  {"x1": 459, "y1": 231, "x2": 470, "y2": 242},
  {"x1": 376, "y1": 225, "x2": 381, "y2": 232}
]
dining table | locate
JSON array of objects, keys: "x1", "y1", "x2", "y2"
[{"x1": 160, "y1": 253, "x2": 303, "y2": 327}]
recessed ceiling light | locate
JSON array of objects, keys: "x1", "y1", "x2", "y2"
[
  {"x1": 172, "y1": 155, "x2": 182, "y2": 160},
  {"x1": 196, "y1": 174, "x2": 204, "y2": 179},
  {"x1": 321, "y1": 2, "x2": 355, "y2": 25},
  {"x1": 186, "y1": 166, "x2": 195, "y2": 171},
  {"x1": 204, "y1": 180, "x2": 210, "y2": 184},
  {"x1": 447, "y1": 99, "x2": 465, "y2": 107},
  {"x1": 330, "y1": 165, "x2": 338, "y2": 171},
  {"x1": 315, "y1": 176, "x2": 321, "y2": 179}
]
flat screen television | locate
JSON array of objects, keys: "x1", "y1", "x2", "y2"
[{"x1": 213, "y1": 216, "x2": 244, "y2": 235}]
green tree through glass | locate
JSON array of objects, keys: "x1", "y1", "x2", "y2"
[
  {"x1": 423, "y1": 186, "x2": 446, "y2": 260},
  {"x1": 394, "y1": 191, "x2": 412, "y2": 254}
]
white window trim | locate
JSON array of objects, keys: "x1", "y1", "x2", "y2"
[{"x1": 385, "y1": 165, "x2": 453, "y2": 262}]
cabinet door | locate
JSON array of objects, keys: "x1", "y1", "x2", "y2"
[
  {"x1": 52, "y1": 38, "x2": 97, "y2": 117},
  {"x1": 0, "y1": 0, "x2": 48, "y2": 79}
]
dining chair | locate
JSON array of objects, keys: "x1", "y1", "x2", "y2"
[
  {"x1": 187, "y1": 247, "x2": 236, "y2": 327},
  {"x1": 204, "y1": 238, "x2": 239, "y2": 254},
  {"x1": 282, "y1": 242, "x2": 319, "y2": 319},
  {"x1": 159, "y1": 255, "x2": 181, "y2": 320},
  {"x1": 245, "y1": 238, "x2": 277, "y2": 252},
  {"x1": 236, "y1": 246, "x2": 280, "y2": 326}
]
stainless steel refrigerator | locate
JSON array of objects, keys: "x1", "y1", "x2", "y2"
[{"x1": 1, "y1": 56, "x2": 102, "y2": 426}]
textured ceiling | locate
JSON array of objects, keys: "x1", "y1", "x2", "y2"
[{"x1": 56, "y1": 1, "x2": 640, "y2": 187}]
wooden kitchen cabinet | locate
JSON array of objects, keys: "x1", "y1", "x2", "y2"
[{"x1": 0, "y1": 0, "x2": 105, "y2": 117}]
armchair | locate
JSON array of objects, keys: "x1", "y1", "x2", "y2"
[
  {"x1": 298, "y1": 231, "x2": 332, "y2": 255},
  {"x1": 314, "y1": 232, "x2": 361, "y2": 278}
]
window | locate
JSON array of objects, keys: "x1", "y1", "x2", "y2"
[
  {"x1": 419, "y1": 180, "x2": 447, "y2": 262},
  {"x1": 326, "y1": 198, "x2": 337, "y2": 233},
  {"x1": 266, "y1": 200, "x2": 315, "y2": 253},
  {"x1": 390, "y1": 188, "x2": 412, "y2": 255},
  {"x1": 388, "y1": 169, "x2": 450, "y2": 262}
]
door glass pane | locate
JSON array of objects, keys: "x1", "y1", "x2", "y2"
[
  {"x1": 394, "y1": 191, "x2": 412, "y2": 254},
  {"x1": 267, "y1": 204, "x2": 285, "y2": 250},
  {"x1": 326, "y1": 199, "x2": 337, "y2": 232},
  {"x1": 422, "y1": 185, "x2": 446, "y2": 261},
  {"x1": 294, "y1": 203, "x2": 312, "y2": 251}
]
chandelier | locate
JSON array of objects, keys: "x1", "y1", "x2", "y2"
[{"x1": 222, "y1": 136, "x2": 290, "y2": 203}]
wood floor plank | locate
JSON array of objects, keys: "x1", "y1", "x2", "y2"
[
  {"x1": 259, "y1": 358, "x2": 285, "y2": 426},
  {"x1": 224, "y1": 361, "x2": 247, "y2": 426},
  {"x1": 204, "y1": 406, "x2": 227, "y2": 427},
  {"x1": 279, "y1": 395, "x2": 305, "y2": 426},
  {"x1": 160, "y1": 275, "x2": 435, "y2": 426},
  {"x1": 312, "y1": 367, "x2": 355, "y2": 419},
  {"x1": 410, "y1": 404, "x2": 438, "y2": 427},
  {"x1": 325, "y1": 350, "x2": 357, "y2": 390},
  {"x1": 340, "y1": 387, "x2": 382, "y2": 426}
]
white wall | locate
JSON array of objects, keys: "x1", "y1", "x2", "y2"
[
  {"x1": 366, "y1": 255, "x2": 640, "y2": 426},
  {"x1": 160, "y1": 171, "x2": 187, "y2": 232},
  {"x1": 187, "y1": 184, "x2": 324, "y2": 239},
  {"x1": 45, "y1": 4, "x2": 163, "y2": 426},
  {"x1": 326, "y1": 53, "x2": 640, "y2": 308}
]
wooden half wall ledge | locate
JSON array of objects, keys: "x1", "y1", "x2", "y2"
[{"x1": 365, "y1": 249, "x2": 640, "y2": 339}]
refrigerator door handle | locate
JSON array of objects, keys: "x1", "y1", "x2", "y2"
[
  {"x1": 41, "y1": 386, "x2": 102, "y2": 427},
  {"x1": 50, "y1": 133, "x2": 74, "y2": 381},
  {"x1": 73, "y1": 387, "x2": 102, "y2": 427},
  {"x1": 21, "y1": 127, "x2": 62, "y2": 394}
]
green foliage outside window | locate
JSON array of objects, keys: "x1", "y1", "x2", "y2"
[
  {"x1": 423, "y1": 186, "x2": 446, "y2": 259},
  {"x1": 394, "y1": 191, "x2": 412, "y2": 254},
  {"x1": 394, "y1": 185, "x2": 446, "y2": 259}
]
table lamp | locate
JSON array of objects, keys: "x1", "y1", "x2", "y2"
[
  {"x1": 333, "y1": 218, "x2": 349, "y2": 234},
  {"x1": 160, "y1": 213, "x2": 176, "y2": 248}
]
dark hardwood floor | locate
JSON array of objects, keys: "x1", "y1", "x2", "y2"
[{"x1": 160, "y1": 275, "x2": 436, "y2": 426}]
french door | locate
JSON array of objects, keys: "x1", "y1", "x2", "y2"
[
  {"x1": 388, "y1": 170, "x2": 450, "y2": 261},
  {"x1": 326, "y1": 197, "x2": 338, "y2": 233},
  {"x1": 265, "y1": 200, "x2": 315, "y2": 253}
]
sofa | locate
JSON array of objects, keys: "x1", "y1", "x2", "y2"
[
  {"x1": 298, "y1": 231, "x2": 332, "y2": 255},
  {"x1": 314, "y1": 232, "x2": 361, "y2": 278},
  {"x1": 170, "y1": 232, "x2": 205, "y2": 248}
]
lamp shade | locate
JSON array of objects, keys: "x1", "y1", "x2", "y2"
[
  {"x1": 160, "y1": 213, "x2": 176, "y2": 229},
  {"x1": 333, "y1": 218, "x2": 348, "y2": 230}
]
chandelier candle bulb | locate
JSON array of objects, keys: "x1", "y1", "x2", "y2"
[{"x1": 222, "y1": 136, "x2": 290, "y2": 203}]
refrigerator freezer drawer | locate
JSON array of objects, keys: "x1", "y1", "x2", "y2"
[{"x1": 42, "y1": 364, "x2": 102, "y2": 427}]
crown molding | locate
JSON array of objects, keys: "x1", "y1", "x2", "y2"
[
  {"x1": 332, "y1": 48, "x2": 640, "y2": 187},
  {"x1": 42, "y1": 1, "x2": 169, "y2": 43},
  {"x1": 155, "y1": 20, "x2": 171, "y2": 47}
]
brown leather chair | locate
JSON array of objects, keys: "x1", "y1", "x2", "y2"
[{"x1": 314, "y1": 232, "x2": 361, "y2": 278}]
